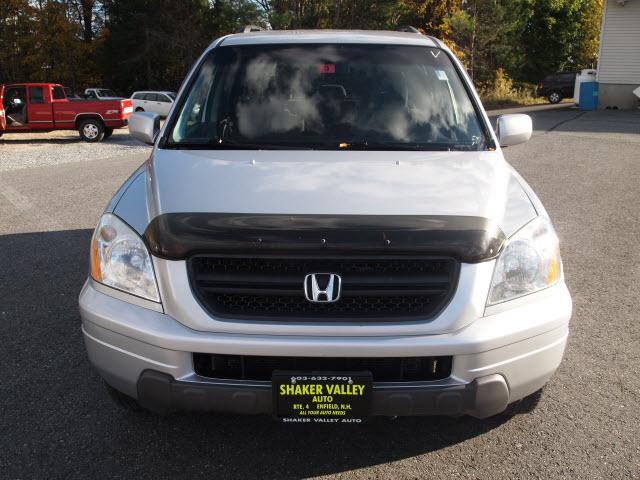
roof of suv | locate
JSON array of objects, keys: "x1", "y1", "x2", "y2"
[{"x1": 218, "y1": 30, "x2": 440, "y2": 48}]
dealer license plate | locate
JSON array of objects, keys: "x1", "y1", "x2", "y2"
[{"x1": 272, "y1": 371, "x2": 372, "y2": 423}]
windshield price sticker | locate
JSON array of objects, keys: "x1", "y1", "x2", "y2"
[
  {"x1": 436, "y1": 69, "x2": 449, "y2": 81},
  {"x1": 319, "y1": 63, "x2": 336, "y2": 74},
  {"x1": 272, "y1": 371, "x2": 372, "y2": 423}
]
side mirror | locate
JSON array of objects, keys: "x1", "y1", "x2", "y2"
[
  {"x1": 496, "y1": 114, "x2": 532, "y2": 147},
  {"x1": 129, "y1": 111, "x2": 160, "y2": 145}
]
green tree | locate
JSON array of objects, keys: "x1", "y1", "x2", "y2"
[
  {"x1": 444, "y1": 0, "x2": 529, "y2": 83},
  {"x1": 100, "y1": 0, "x2": 264, "y2": 95},
  {"x1": 0, "y1": 0, "x2": 36, "y2": 82},
  {"x1": 521, "y1": 0, "x2": 586, "y2": 81},
  {"x1": 265, "y1": 0, "x2": 401, "y2": 29},
  {"x1": 574, "y1": 0, "x2": 603, "y2": 69},
  {"x1": 0, "y1": 1, "x2": 102, "y2": 87}
]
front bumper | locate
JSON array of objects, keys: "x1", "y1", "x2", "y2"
[
  {"x1": 136, "y1": 370, "x2": 511, "y2": 418},
  {"x1": 79, "y1": 280, "x2": 571, "y2": 418}
]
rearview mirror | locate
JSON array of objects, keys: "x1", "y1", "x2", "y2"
[
  {"x1": 496, "y1": 114, "x2": 532, "y2": 147},
  {"x1": 11, "y1": 98, "x2": 22, "y2": 105},
  {"x1": 129, "y1": 112, "x2": 160, "y2": 145}
]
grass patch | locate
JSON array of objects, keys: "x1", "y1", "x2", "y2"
[{"x1": 479, "y1": 68, "x2": 547, "y2": 110}]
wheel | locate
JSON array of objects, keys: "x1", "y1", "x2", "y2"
[
  {"x1": 548, "y1": 91, "x2": 562, "y2": 104},
  {"x1": 135, "y1": 107, "x2": 144, "y2": 112},
  {"x1": 103, "y1": 127, "x2": 114, "y2": 139},
  {"x1": 78, "y1": 118, "x2": 105, "y2": 142},
  {"x1": 501, "y1": 388, "x2": 544, "y2": 417},
  {"x1": 104, "y1": 382, "x2": 145, "y2": 412}
]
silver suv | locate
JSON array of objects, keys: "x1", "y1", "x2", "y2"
[{"x1": 80, "y1": 30, "x2": 572, "y2": 421}]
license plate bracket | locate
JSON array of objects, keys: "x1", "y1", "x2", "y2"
[{"x1": 272, "y1": 371, "x2": 372, "y2": 423}]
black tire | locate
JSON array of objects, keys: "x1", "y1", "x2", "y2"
[
  {"x1": 103, "y1": 127, "x2": 114, "y2": 139},
  {"x1": 548, "y1": 91, "x2": 562, "y2": 104},
  {"x1": 78, "y1": 118, "x2": 105, "y2": 142},
  {"x1": 135, "y1": 107, "x2": 144, "y2": 112},
  {"x1": 104, "y1": 382, "x2": 145, "y2": 412},
  {"x1": 501, "y1": 388, "x2": 544, "y2": 417}
]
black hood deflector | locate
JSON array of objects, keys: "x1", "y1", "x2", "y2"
[{"x1": 143, "y1": 213, "x2": 506, "y2": 263}]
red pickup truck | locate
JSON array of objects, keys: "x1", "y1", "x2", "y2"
[{"x1": 0, "y1": 83, "x2": 133, "y2": 142}]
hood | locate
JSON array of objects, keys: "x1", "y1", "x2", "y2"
[{"x1": 148, "y1": 149, "x2": 535, "y2": 236}]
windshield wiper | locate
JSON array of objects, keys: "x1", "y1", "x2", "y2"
[
  {"x1": 338, "y1": 141, "x2": 452, "y2": 151},
  {"x1": 340, "y1": 140, "x2": 487, "y2": 151}
]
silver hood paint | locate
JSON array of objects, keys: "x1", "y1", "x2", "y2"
[{"x1": 142, "y1": 149, "x2": 536, "y2": 236}]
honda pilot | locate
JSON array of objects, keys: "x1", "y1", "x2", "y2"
[{"x1": 79, "y1": 30, "x2": 572, "y2": 421}]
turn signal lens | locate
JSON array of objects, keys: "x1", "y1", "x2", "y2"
[
  {"x1": 546, "y1": 248, "x2": 561, "y2": 285},
  {"x1": 90, "y1": 234, "x2": 102, "y2": 282}
]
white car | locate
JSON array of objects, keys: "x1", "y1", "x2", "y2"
[
  {"x1": 84, "y1": 88, "x2": 123, "y2": 100},
  {"x1": 81, "y1": 30, "x2": 572, "y2": 421},
  {"x1": 130, "y1": 91, "x2": 176, "y2": 117}
]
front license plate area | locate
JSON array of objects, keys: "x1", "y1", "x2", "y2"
[{"x1": 273, "y1": 371, "x2": 372, "y2": 423}]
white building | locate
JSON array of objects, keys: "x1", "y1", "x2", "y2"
[{"x1": 597, "y1": 0, "x2": 640, "y2": 108}]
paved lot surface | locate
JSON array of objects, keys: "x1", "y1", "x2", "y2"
[{"x1": 1, "y1": 108, "x2": 639, "y2": 479}]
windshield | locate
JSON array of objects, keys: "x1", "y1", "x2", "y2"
[
  {"x1": 167, "y1": 92, "x2": 176, "y2": 100},
  {"x1": 167, "y1": 44, "x2": 486, "y2": 151},
  {"x1": 98, "y1": 89, "x2": 117, "y2": 97}
]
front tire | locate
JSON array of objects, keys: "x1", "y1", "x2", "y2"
[
  {"x1": 78, "y1": 118, "x2": 105, "y2": 142},
  {"x1": 548, "y1": 91, "x2": 562, "y2": 104}
]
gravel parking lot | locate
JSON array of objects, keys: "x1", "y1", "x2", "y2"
[
  {"x1": 1, "y1": 107, "x2": 639, "y2": 479},
  {"x1": 0, "y1": 128, "x2": 151, "y2": 172}
]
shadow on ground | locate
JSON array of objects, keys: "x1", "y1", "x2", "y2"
[{"x1": 0, "y1": 229, "x2": 511, "y2": 479}]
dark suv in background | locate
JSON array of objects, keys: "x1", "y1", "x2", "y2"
[{"x1": 537, "y1": 72, "x2": 576, "y2": 104}]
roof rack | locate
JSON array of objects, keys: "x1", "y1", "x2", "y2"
[
  {"x1": 396, "y1": 26, "x2": 421, "y2": 34},
  {"x1": 241, "y1": 25, "x2": 265, "y2": 33}
]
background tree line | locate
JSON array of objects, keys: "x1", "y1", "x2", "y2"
[{"x1": 0, "y1": 0, "x2": 602, "y2": 100}]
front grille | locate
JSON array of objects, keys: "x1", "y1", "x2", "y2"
[
  {"x1": 189, "y1": 255, "x2": 459, "y2": 321},
  {"x1": 193, "y1": 353, "x2": 453, "y2": 382}
]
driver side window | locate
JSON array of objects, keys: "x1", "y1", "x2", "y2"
[{"x1": 29, "y1": 86, "x2": 44, "y2": 104}]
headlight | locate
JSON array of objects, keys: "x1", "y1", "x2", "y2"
[
  {"x1": 90, "y1": 213, "x2": 160, "y2": 302},
  {"x1": 487, "y1": 216, "x2": 562, "y2": 305}
]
